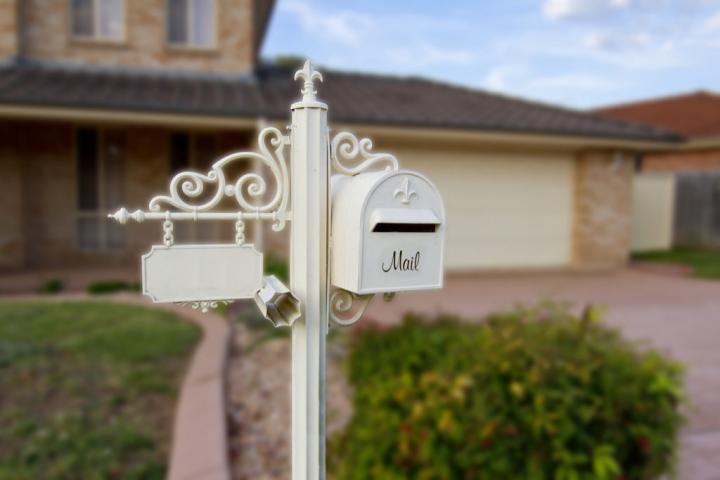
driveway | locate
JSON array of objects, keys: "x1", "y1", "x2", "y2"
[{"x1": 367, "y1": 268, "x2": 720, "y2": 479}]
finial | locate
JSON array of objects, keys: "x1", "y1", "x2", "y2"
[{"x1": 294, "y1": 59, "x2": 323, "y2": 101}]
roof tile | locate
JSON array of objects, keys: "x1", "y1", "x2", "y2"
[{"x1": 0, "y1": 62, "x2": 681, "y2": 142}]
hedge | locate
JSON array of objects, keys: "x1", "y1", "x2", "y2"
[{"x1": 330, "y1": 304, "x2": 684, "y2": 480}]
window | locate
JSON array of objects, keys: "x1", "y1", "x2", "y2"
[
  {"x1": 76, "y1": 128, "x2": 127, "y2": 251},
  {"x1": 167, "y1": 0, "x2": 216, "y2": 48},
  {"x1": 71, "y1": 0, "x2": 125, "y2": 40}
]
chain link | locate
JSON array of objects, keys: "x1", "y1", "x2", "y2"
[
  {"x1": 235, "y1": 218, "x2": 245, "y2": 245},
  {"x1": 163, "y1": 213, "x2": 174, "y2": 246}
]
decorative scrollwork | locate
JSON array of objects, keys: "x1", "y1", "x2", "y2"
[
  {"x1": 181, "y1": 300, "x2": 233, "y2": 314},
  {"x1": 329, "y1": 288, "x2": 374, "y2": 327},
  {"x1": 148, "y1": 127, "x2": 290, "y2": 231},
  {"x1": 331, "y1": 131, "x2": 399, "y2": 176}
]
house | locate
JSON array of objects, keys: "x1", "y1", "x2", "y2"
[
  {"x1": 594, "y1": 91, "x2": 720, "y2": 172},
  {"x1": 596, "y1": 91, "x2": 720, "y2": 249},
  {"x1": 0, "y1": 0, "x2": 681, "y2": 279}
]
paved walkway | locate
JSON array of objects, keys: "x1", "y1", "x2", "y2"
[{"x1": 368, "y1": 268, "x2": 720, "y2": 479}]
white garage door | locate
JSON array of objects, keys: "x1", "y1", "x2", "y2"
[{"x1": 399, "y1": 148, "x2": 575, "y2": 270}]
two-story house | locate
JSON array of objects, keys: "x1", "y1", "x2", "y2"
[{"x1": 0, "y1": 0, "x2": 681, "y2": 284}]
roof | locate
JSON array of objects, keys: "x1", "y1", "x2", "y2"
[
  {"x1": 0, "y1": 62, "x2": 681, "y2": 143},
  {"x1": 594, "y1": 91, "x2": 720, "y2": 139}
]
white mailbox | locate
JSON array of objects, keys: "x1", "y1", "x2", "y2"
[{"x1": 331, "y1": 170, "x2": 445, "y2": 294}]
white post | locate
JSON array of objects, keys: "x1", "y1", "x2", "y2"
[{"x1": 290, "y1": 61, "x2": 329, "y2": 480}]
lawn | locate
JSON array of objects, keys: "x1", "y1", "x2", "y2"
[
  {"x1": 632, "y1": 248, "x2": 720, "y2": 279},
  {"x1": 0, "y1": 301, "x2": 200, "y2": 480}
]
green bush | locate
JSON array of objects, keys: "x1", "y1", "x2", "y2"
[
  {"x1": 330, "y1": 304, "x2": 684, "y2": 480},
  {"x1": 265, "y1": 253, "x2": 289, "y2": 283},
  {"x1": 35, "y1": 278, "x2": 63, "y2": 294},
  {"x1": 87, "y1": 280, "x2": 141, "y2": 295}
]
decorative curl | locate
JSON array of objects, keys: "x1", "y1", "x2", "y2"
[
  {"x1": 148, "y1": 127, "x2": 290, "y2": 231},
  {"x1": 331, "y1": 132, "x2": 399, "y2": 176},
  {"x1": 329, "y1": 288, "x2": 374, "y2": 326},
  {"x1": 181, "y1": 300, "x2": 232, "y2": 313}
]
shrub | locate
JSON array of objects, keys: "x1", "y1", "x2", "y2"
[
  {"x1": 265, "y1": 253, "x2": 289, "y2": 283},
  {"x1": 330, "y1": 304, "x2": 684, "y2": 480},
  {"x1": 87, "y1": 280, "x2": 141, "y2": 295},
  {"x1": 35, "y1": 278, "x2": 63, "y2": 294}
]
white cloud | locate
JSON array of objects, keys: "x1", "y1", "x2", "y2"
[
  {"x1": 706, "y1": 12, "x2": 720, "y2": 30},
  {"x1": 584, "y1": 31, "x2": 653, "y2": 51},
  {"x1": 542, "y1": 0, "x2": 630, "y2": 20},
  {"x1": 382, "y1": 44, "x2": 477, "y2": 69},
  {"x1": 483, "y1": 65, "x2": 615, "y2": 94},
  {"x1": 275, "y1": 0, "x2": 480, "y2": 70},
  {"x1": 279, "y1": 0, "x2": 375, "y2": 46},
  {"x1": 527, "y1": 72, "x2": 615, "y2": 89},
  {"x1": 483, "y1": 66, "x2": 527, "y2": 91}
]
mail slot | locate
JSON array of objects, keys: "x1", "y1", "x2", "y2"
[{"x1": 331, "y1": 170, "x2": 445, "y2": 294}]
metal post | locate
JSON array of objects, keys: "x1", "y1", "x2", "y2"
[{"x1": 289, "y1": 61, "x2": 328, "y2": 480}]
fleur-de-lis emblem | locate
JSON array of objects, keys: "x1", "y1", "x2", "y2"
[
  {"x1": 393, "y1": 178, "x2": 418, "y2": 205},
  {"x1": 294, "y1": 60, "x2": 323, "y2": 101}
]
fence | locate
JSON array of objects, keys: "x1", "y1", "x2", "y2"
[
  {"x1": 674, "y1": 171, "x2": 720, "y2": 249},
  {"x1": 631, "y1": 173, "x2": 675, "y2": 252}
]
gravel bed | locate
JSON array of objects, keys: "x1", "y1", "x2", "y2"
[{"x1": 227, "y1": 315, "x2": 353, "y2": 480}]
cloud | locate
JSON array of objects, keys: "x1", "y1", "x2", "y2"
[
  {"x1": 484, "y1": 65, "x2": 615, "y2": 94},
  {"x1": 381, "y1": 44, "x2": 477, "y2": 69},
  {"x1": 279, "y1": 0, "x2": 375, "y2": 46},
  {"x1": 542, "y1": 0, "x2": 630, "y2": 20},
  {"x1": 584, "y1": 31, "x2": 653, "y2": 52},
  {"x1": 483, "y1": 66, "x2": 527, "y2": 91},
  {"x1": 527, "y1": 72, "x2": 615, "y2": 89},
  {"x1": 706, "y1": 12, "x2": 720, "y2": 30},
  {"x1": 274, "y1": 0, "x2": 480, "y2": 70}
]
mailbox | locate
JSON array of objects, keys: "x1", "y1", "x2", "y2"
[{"x1": 331, "y1": 170, "x2": 445, "y2": 294}]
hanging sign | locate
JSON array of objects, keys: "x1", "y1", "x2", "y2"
[{"x1": 141, "y1": 244, "x2": 263, "y2": 303}]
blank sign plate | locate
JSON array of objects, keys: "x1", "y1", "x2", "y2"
[{"x1": 142, "y1": 244, "x2": 263, "y2": 303}]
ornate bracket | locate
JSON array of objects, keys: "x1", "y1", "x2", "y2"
[
  {"x1": 327, "y1": 132, "x2": 401, "y2": 327},
  {"x1": 329, "y1": 288, "x2": 375, "y2": 327},
  {"x1": 331, "y1": 131, "x2": 399, "y2": 176},
  {"x1": 109, "y1": 126, "x2": 290, "y2": 232},
  {"x1": 181, "y1": 300, "x2": 233, "y2": 314}
]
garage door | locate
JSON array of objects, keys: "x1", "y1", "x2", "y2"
[{"x1": 400, "y1": 148, "x2": 574, "y2": 270}]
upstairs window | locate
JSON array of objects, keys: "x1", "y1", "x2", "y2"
[
  {"x1": 168, "y1": 0, "x2": 216, "y2": 48},
  {"x1": 71, "y1": 0, "x2": 125, "y2": 41}
]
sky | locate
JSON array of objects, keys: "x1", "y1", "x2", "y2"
[{"x1": 261, "y1": 0, "x2": 720, "y2": 109}]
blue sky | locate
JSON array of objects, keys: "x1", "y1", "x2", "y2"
[{"x1": 262, "y1": 0, "x2": 720, "y2": 109}]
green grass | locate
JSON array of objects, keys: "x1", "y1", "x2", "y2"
[
  {"x1": 632, "y1": 248, "x2": 720, "y2": 279},
  {"x1": 0, "y1": 302, "x2": 200, "y2": 480}
]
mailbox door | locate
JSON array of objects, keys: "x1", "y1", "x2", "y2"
[{"x1": 359, "y1": 172, "x2": 444, "y2": 293}]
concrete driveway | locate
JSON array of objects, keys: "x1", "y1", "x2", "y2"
[{"x1": 368, "y1": 267, "x2": 720, "y2": 479}]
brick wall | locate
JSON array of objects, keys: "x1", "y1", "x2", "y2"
[
  {"x1": 643, "y1": 148, "x2": 720, "y2": 172},
  {"x1": 0, "y1": 0, "x2": 18, "y2": 59},
  {"x1": 20, "y1": 0, "x2": 255, "y2": 73},
  {"x1": 573, "y1": 151, "x2": 634, "y2": 269}
]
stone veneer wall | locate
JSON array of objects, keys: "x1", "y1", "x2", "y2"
[
  {"x1": 16, "y1": 0, "x2": 255, "y2": 73},
  {"x1": 572, "y1": 150, "x2": 634, "y2": 269}
]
